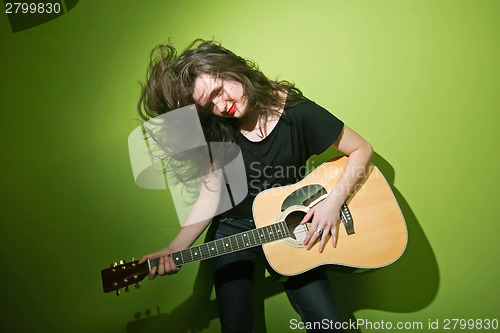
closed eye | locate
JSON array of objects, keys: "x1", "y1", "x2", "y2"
[
  {"x1": 195, "y1": 87, "x2": 220, "y2": 107},
  {"x1": 209, "y1": 86, "x2": 224, "y2": 100}
]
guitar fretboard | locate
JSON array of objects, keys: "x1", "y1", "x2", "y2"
[{"x1": 148, "y1": 220, "x2": 290, "y2": 269}]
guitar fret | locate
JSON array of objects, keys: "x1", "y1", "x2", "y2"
[
  {"x1": 269, "y1": 224, "x2": 277, "y2": 240},
  {"x1": 269, "y1": 224, "x2": 275, "y2": 241},
  {"x1": 242, "y1": 232, "x2": 250, "y2": 247},
  {"x1": 276, "y1": 222, "x2": 285, "y2": 239},
  {"x1": 215, "y1": 239, "x2": 224, "y2": 255},
  {"x1": 260, "y1": 226, "x2": 267, "y2": 243},
  {"x1": 275, "y1": 223, "x2": 281, "y2": 240},
  {"x1": 184, "y1": 248, "x2": 193, "y2": 263},
  {"x1": 248, "y1": 229, "x2": 256, "y2": 246},
  {"x1": 264, "y1": 225, "x2": 272, "y2": 242},
  {"x1": 150, "y1": 257, "x2": 160, "y2": 269},
  {"x1": 189, "y1": 247, "x2": 194, "y2": 261},
  {"x1": 259, "y1": 227, "x2": 266, "y2": 244},
  {"x1": 273, "y1": 224, "x2": 280, "y2": 240},
  {"x1": 223, "y1": 238, "x2": 231, "y2": 253},
  {"x1": 209, "y1": 240, "x2": 218, "y2": 256},
  {"x1": 229, "y1": 235, "x2": 237, "y2": 252},
  {"x1": 275, "y1": 221, "x2": 287, "y2": 240},
  {"x1": 222, "y1": 238, "x2": 229, "y2": 253},
  {"x1": 175, "y1": 250, "x2": 183, "y2": 264},
  {"x1": 179, "y1": 250, "x2": 186, "y2": 264},
  {"x1": 250, "y1": 229, "x2": 258, "y2": 246},
  {"x1": 224, "y1": 236, "x2": 230, "y2": 252},
  {"x1": 242, "y1": 233, "x2": 249, "y2": 248},
  {"x1": 191, "y1": 245, "x2": 201, "y2": 260},
  {"x1": 235, "y1": 233, "x2": 244, "y2": 250},
  {"x1": 270, "y1": 225, "x2": 276, "y2": 240},
  {"x1": 199, "y1": 243, "x2": 207, "y2": 259},
  {"x1": 279, "y1": 222, "x2": 286, "y2": 238},
  {"x1": 260, "y1": 227, "x2": 267, "y2": 244},
  {"x1": 203, "y1": 243, "x2": 211, "y2": 258},
  {"x1": 269, "y1": 224, "x2": 276, "y2": 241}
]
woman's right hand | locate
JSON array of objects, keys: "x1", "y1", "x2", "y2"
[{"x1": 139, "y1": 247, "x2": 181, "y2": 280}]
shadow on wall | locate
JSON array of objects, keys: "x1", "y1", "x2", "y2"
[
  {"x1": 329, "y1": 152, "x2": 439, "y2": 332},
  {"x1": 126, "y1": 151, "x2": 439, "y2": 333}
]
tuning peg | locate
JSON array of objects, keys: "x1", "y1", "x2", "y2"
[
  {"x1": 134, "y1": 282, "x2": 141, "y2": 289},
  {"x1": 131, "y1": 257, "x2": 135, "y2": 261},
  {"x1": 116, "y1": 289, "x2": 120, "y2": 296},
  {"x1": 111, "y1": 262, "x2": 118, "y2": 268},
  {"x1": 125, "y1": 286, "x2": 130, "y2": 293},
  {"x1": 119, "y1": 259, "x2": 125, "y2": 265}
]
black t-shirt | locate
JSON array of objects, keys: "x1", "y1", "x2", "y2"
[{"x1": 221, "y1": 98, "x2": 344, "y2": 218}]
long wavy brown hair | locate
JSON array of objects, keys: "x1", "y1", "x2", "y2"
[
  {"x1": 137, "y1": 38, "x2": 303, "y2": 144},
  {"x1": 137, "y1": 39, "x2": 304, "y2": 199}
]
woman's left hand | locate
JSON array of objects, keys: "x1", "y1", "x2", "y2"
[
  {"x1": 300, "y1": 199, "x2": 341, "y2": 252},
  {"x1": 299, "y1": 125, "x2": 373, "y2": 253}
]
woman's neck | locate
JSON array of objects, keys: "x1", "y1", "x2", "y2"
[
  {"x1": 238, "y1": 91, "x2": 287, "y2": 141},
  {"x1": 238, "y1": 108, "x2": 261, "y2": 133}
]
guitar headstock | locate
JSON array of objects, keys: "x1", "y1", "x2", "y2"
[{"x1": 101, "y1": 259, "x2": 149, "y2": 295}]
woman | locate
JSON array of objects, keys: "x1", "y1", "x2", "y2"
[{"x1": 138, "y1": 39, "x2": 373, "y2": 333}]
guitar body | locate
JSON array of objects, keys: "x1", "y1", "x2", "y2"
[{"x1": 252, "y1": 156, "x2": 407, "y2": 276}]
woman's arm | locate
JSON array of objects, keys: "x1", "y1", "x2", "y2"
[
  {"x1": 138, "y1": 169, "x2": 223, "y2": 279},
  {"x1": 302, "y1": 125, "x2": 374, "y2": 252}
]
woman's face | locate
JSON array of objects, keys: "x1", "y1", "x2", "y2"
[{"x1": 192, "y1": 74, "x2": 248, "y2": 118}]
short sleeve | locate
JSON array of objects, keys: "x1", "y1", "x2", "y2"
[{"x1": 287, "y1": 99, "x2": 344, "y2": 157}]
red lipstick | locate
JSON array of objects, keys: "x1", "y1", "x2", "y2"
[{"x1": 228, "y1": 103, "x2": 236, "y2": 115}]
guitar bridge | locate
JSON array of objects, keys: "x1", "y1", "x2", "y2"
[{"x1": 340, "y1": 203, "x2": 355, "y2": 235}]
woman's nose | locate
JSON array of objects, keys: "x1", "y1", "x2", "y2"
[{"x1": 212, "y1": 95, "x2": 226, "y2": 113}]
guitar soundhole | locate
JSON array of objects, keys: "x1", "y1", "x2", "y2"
[{"x1": 284, "y1": 210, "x2": 308, "y2": 243}]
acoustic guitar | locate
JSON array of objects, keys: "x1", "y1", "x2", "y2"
[{"x1": 101, "y1": 156, "x2": 407, "y2": 294}]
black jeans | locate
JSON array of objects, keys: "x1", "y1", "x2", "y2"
[{"x1": 209, "y1": 217, "x2": 344, "y2": 333}]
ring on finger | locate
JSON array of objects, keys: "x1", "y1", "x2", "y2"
[{"x1": 315, "y1": 227, "x2": 323, "y2": 235}]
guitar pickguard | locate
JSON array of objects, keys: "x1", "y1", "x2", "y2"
[
  {"x1": 279, "y1": 184, "x2": 327, "y2": 248},
  {"x1": 280, "y1": 184, "x2": 327, "y2": 211}
]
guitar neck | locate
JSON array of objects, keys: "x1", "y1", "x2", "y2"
[{"x1": 147, "y1": 220, "x2": 290, "y2": 270}]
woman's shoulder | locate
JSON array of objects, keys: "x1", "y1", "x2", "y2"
[
  {"x1": 283, "y1": 96, "x2": 343, "y2": 128},
  {"x1": 284, "y1": 96, "x2": 321, "y2": 116}
]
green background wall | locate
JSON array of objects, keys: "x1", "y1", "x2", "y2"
[{"x1": 1, "y1": 1, "x2": 499, "y2": 332}]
